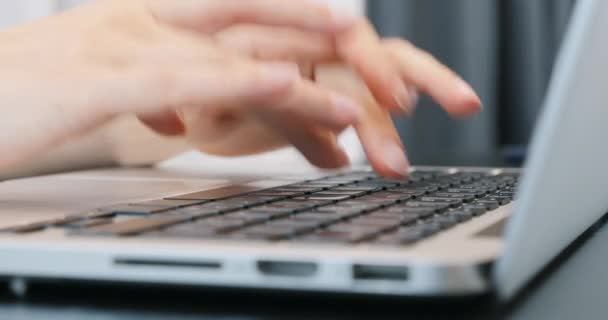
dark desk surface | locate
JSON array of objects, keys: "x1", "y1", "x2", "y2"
[{"x1": 1, "y1": 221, "x2": 607, "y2": 320}]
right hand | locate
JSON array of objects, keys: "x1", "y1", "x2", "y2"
[
  {"x1": 177, "y1": 19, "x2": 482, "y2": 177},
  {"x1": 0, "y1": 0, "x2": 361, "y2": 169}
]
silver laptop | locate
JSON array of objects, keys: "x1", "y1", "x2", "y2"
[{"x1": 0, "y1": 0, "x2": 606, "y2": 301}]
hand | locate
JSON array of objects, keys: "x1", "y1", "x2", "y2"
[
  {"x1": 0, "y1": 0, "x2": 361, "y2": 169},
  {"x1": 177, "y1": 20, "x2": 482, "y2": 178}
]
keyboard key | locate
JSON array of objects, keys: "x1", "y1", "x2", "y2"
[
  {"x1": 448, "y1": 210, "x2": 475, "y2": 222},
  {"x1": 460, "y1": 205, "x2": 488, "y2": 216},
  {"x1": 404, "y1": 201, "x2": 451, "y2": 212},
  {"x1": 484, "y1": 196, "x2": 511, "y2": 205},
  {"x1": 419, "y1": 197, "x2": 463, "y2": 207},
  {"x1": 432, "y1": 193, "x2": 476, "y2": 202},
  {"x1": 473, "y1": 200, "x2": 500, "y2": 210},
  {"x1": 432, "y1": 216, "x2": 460, "y2": 229},
  {"x1": 380, "y1": 206, "x2": 437, "y2": 218}
]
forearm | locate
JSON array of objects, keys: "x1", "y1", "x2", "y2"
[{"x1": 0, "y1": 115, "x2": 190, "y2": 180}]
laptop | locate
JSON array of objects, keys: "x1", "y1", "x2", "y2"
[{"x1": 0, "y1": 0, "x2": 606, "y2": 301}]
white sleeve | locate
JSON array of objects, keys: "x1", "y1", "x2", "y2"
[{"x1": 324, "y1": 0, "x2": 366, "y2": 16}]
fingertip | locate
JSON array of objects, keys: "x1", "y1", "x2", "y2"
[{"x1": 366, "y1": 142, "x2": 410, "y2": 179}]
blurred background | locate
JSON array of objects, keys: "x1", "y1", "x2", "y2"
[
  {"x1": 1, "y1": 0, "x2": 578, "y2": 169},
  {"x1": 368, "y1": 0, "x2": 576, "y2": 166}
]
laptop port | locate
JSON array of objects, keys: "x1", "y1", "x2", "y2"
[
  {"x1": 352, "y1": 264, "x2": 409, "y2": 282},
  {"x1": 114, "y1": 258, "x2": 222, "y2": 270},
  {"x1": 257, "y1": 260, "x2": 318, "y2": 277}
]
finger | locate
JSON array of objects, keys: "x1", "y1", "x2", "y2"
[
  {"x1": 355, "y1": 108, "x2": 410, "y2": 179},
  {"x1": 257, "y1": 112, "x2": 351, "y2": 169},
  {"x1": 253, "y1": 78, "x2": 363, "y2": 132},
  {"x1": 335, "y1": 19, "x2": 413, "y2": 113},
  {"x1": 148, "y1": 0, "x2": 357, "y2": 33},
  {"x1": 138, "y1": 110, "x2": 186, "y2": 136},
  {"x1": 216, "y1": 25, "x2": 335, "y2": 62},
  {"x1": 316, "y1": 65, "x2": 410, "y2": 178},
  {"x1": 383, "y1": 38, "x2": 482, "y2": 117}
]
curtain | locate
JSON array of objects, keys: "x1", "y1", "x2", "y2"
[{"x1": 368, "y1": 0, "x2": 576, "y2": 166}]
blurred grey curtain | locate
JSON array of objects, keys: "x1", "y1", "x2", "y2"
[{"x1": 368, "y1": 0, "x2": 576, "y2": 166}]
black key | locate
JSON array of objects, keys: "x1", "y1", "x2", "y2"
[
  {"x1": 473, "y1": 200, "x2": 500, "y2": 210},
  {"x1": 365, "y1": 212, "x2": 420, "y2": 223},
  {"x1": 264, "y1": 220, "x2": 321, "y2": 234},
  {"x1": 288, "y1": 215, "x2": 337, "y2": 226},
  {"x1": 395, "y1": 184, "x2": 440, "y2": 193},
  {"x1": 432, "y1": 216, "x2": 460, "y2": 229},
  {"x1": 268, "y1": 200, "x2": 325, "y2": 209},
  {"x1": 292, "y1": 194, "x2": 352, "y2": 201},
  {"x1": 496, "y1": 191, "x2": 516, "y2": 197},
  {"x1": 403, "y1": 201, "x2": 450, "y2": 213},
  {"x1": 446, "y1": 189, "x2": 488, "y2": 197},
  {"x1": 456, "y1": 185, "x2": 498, "y2": 192},
  {"x1": 380, "y1": 227, "x2": 428, "y2": 245},
  {"x1": 237, "y1": 226, "x2": 295, "y2": 240},
  {"x1": 230, "y1": 196, "x2": 284, "y2": 204},
  {"x1": 329, "y1": 186, "x2": 380, "y2": 192},
  {"x1": 299, "y1": 229, "x2": 375, "y2": 243},
  {"x1": 165, "y1": 206, "x2": 223, "y2": 220},
  {"x1": 223, "y1": 211, "x2": 277, "y2": 220},
  {"x1": 166, "y1": 185, "x2": 263, "y2": 200},
  {"x1": 75, "y1": 216, "x2": 186, "y2": 236},
  {"x1": 186, "y1": 218, "x2": 253, "y2": 233},
  {"x1": 432, "y1": 193, "x2": 476, "y2": 202},
  {"x1": 247, "y1": 191, "x2": 302, "y2": 197},
  {"x1": 381, "y1": 206, "x2": 437, "y2": 218},
  {"x1": 484, "y1": 196, "x2": 511, "y2": 205},
  {"x1": 419, "y1": 221, "x2": 443, "y2": 233},
  {"x1": 329, "y1": 201, "x2": 381, "y2": 211},
  {"x1": 358, "y1": 193, "x2": 412, "y2": 202},
  {"x1": 460, "y1": 205, "x2": 488, "y2": 216},
  {"x1": 156, "y1": 225, "x2": 218, "y2": 238},
  {"x1": 349, "y1": 217, "x2": 402, "y2": 230},
  {"x1": 448, "y1": 210, "x2": 474, "y2": 222},
  {"x1": 382, "y1": 190, "x2": 426, "y2": 198},
  {"x1": 418, "y1": 197, "x2": 463, "y2": 207},
  {"x1": 293, "y1": 213, "x2": 353, "y2": 225}
]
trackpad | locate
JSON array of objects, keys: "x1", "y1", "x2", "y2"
[{"x1": 476, "y1": 218, "x2": 508, "y2": 238}]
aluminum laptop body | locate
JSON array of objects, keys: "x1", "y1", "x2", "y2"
[{"x1": 0, "y1": 0, "x2": 606, "y2": 300}]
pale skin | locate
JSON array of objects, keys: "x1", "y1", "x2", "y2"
[{"x1": 0, "y1": 0, "x2": 482, "y2": 180}]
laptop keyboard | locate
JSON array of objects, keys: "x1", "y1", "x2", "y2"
[{"x1": 1, "y1": 170, "x2": 519, "y2": 246}]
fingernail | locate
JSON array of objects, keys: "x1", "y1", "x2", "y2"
[
  {"x1": 258, "y1": 62, "x2": 300, "y2": 91},
  {"x1": 330, "y1": 93, "x2": 362, "y2": 124},
  {"x1": 458, "y1": 80, "x2": 483, "y2": 109},
  {"x1": 384, "y1": 143, "x2": 410, "y2": 177},
  {"x1": 329, "y1": 7, "x2": 359, "y2": 31},
  {"x1": 394, "y1": 84, "x2": 414, "y2": 114},
  {"x1": 408, "y1": 87, "x2": 419, "y2": 111}
]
